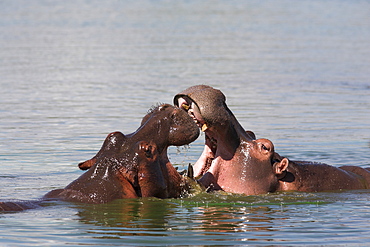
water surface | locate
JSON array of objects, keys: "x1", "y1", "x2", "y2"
[{"x1": 1, "y1": 0, "x2": 370, "y2": 245}]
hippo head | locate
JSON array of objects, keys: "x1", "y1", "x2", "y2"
[
  {"x1": 140, "y1": 103, "x2": 201, "y2": 147},
  {"x1": 79, "y1": 104, "x2": 200, "y2": 170},
  {"x1": 234, "y1": 138, "x2": 289, "y2": 194},
  {"x1": 192, "y1": 137, "x2": 289, "y2": 195},
  {"x1": 174, "y1": 85, "x2": 289, "y2": 195},
  {"x1": 174, "y1": 85, "x2": 230, "y2": 132},
  {"x1": 174, "y1": 85, "x2": 254, "y2": 174},
  {"x1": 50, "y1": 104, "x2": 200, "y2": 203}
]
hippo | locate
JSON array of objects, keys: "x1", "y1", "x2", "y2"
[
  {"x1": 1, "y1": 104, "x2": 199, "y2": 211},
  {"x1": 276, "y1": 159, "x2": 370, "y2": 192},
  {"x1": 174, "y1": 85, "x2": 370, "y2": 194}
]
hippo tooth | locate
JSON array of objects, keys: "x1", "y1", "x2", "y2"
[
  {"x1": 181, "y1": 103, "x2": 190, "y2": 110},
  {"x1": 201, "y1": 123, "x2": 208, "y2": 132}
]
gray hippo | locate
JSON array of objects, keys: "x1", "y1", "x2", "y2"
[
  {"x1": 174, "y1": 85, "x2": 370, "y2": 194},
  {"x1": 1, "y1": 104, "x2": 199, "y2": 211}
]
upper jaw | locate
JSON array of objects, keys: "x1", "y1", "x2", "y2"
[
  {"x1": 176, "y1": 96, "x2": 218, "y2": 158},
  {"x1": 176, "y1": 97, "x2": 204, "y2": 131},
  {"x1": 177, "y1": 97, "x2": 206, "y2": 130}
]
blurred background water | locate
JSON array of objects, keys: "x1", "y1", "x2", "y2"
[{"x1": 0, "y1": 0, "x2": 369, "y2": 245}]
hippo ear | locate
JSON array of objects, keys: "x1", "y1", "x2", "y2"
[
  {"x1": 246, "y1": 130, "x2": 256, "y2": 140},
  {"x1": 138, "y1": 141, "x2": 157, "y2": 160},
  {"x1": 273, "y1": 158, "x2": 289, "y2": 178},
  {"x1": 78, "y1": 158, "x2": 97, "y2": 170}
]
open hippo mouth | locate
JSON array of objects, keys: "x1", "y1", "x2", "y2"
[
  {"x1": 177, "y1": 100, "x2": 208, "y2": 131},
  {"x1": 205, "y1": 134, "x2": 217, "y2": 155},
  {"x1": 176, "y1": 96, "x2": 216, "y2": 148},
  {"x1": 201, "y1": 134, "x2": 218, "y2": 177},
  {"x1": 175, "y1": 97, "x2": 219, "y2": 176},
  {"x1": 174, "y1": 85, "x2": 250, "y2": 179}
]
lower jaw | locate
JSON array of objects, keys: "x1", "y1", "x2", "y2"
[{"x1": 203, "y1": 156, "x2": 213, "y2": 175}]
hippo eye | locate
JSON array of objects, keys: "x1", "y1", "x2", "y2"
[{"x1": 261, "y1": 144, "x2": 269, "y2": 151}]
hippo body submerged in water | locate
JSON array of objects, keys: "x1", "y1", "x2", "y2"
[
  {"x1": 174, "y1": 85, "x2": 370, "y2": 195},
  {"x1": 276, "y1": 160, "x2": 370, "y2": 192},
  {"x1": 1, "y1": 104, "x2": 199, "y2": 211}
]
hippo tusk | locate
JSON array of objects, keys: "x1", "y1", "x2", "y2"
[
  {"x1": 181, "y1": 103, "x2": 190, "y2": 111},
  {"x1": 201, "y1": 123, "x2": 208, "y2": 132}
]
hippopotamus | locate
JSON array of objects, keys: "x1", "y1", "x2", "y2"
[
  {"x1": 1, "y1": 104, "x2": 199, "y2": 211},
  {"x1": 174, "y1": 85, "x2": 370, "y2": 194},
  {"x1": 275, "y1": 159, "x2": 370, "y2": 192}
]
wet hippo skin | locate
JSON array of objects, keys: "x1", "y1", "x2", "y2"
[
  {"x1": 1, "y1": 104, "x2": 199, "y2": 211},
  {"x1": 174, "y1": 85, "x2": 370, "y2": 194},
  {"x1": 277, "y1": 160, "x2": 370, "y2": 192}
]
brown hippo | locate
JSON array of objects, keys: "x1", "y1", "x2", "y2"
[
  {"x1": 174, "y1": 85, "x2": 370, "y2": 194},
  {"x1": 1, "y1": 104, "x2": 199, "y2": 211},
  {"x1": 276, "y1": 159, "x2": 370, "y2": 192}
]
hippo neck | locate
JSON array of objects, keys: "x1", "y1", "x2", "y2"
[{"x1": 159, "y1": 149, "x2": 185, "y2": 198}]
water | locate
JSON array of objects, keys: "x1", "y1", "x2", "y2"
[{"x1": 1, "y1": 0, "x2": 369, "y2": 245}]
